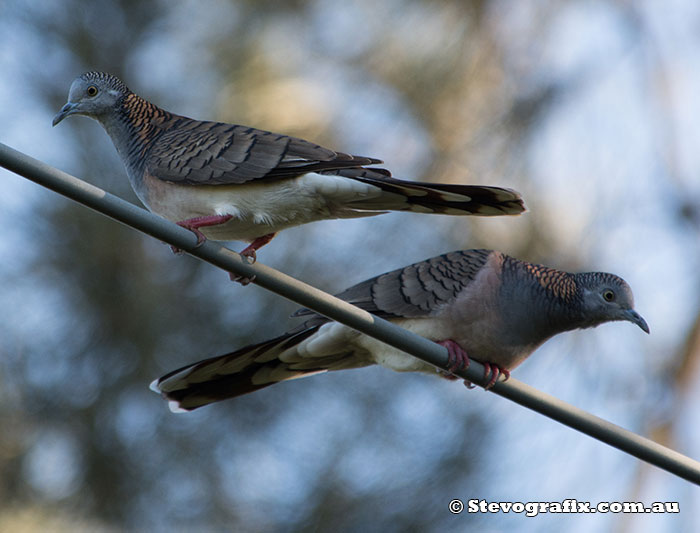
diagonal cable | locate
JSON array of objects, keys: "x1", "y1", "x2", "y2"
[{"x1": 1, "y1": 141, "x2": 698, "y2": 485}]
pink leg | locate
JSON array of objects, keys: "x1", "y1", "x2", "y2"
[
  {"x1": 239, "y1": 233, "x2": 277, "y2": 262},
  {"x1": 172, "y1": 214, "x2": 234, "y2": 253}
]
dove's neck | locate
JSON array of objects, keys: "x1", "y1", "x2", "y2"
[
  {"x1": 97, "y1": 93, "x2": 172, "y2": 193},
  {"x1": 500, "y1": 257, "x2": 587, "y2": 345}
]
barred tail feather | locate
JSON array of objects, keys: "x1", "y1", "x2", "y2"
[
  {"x1": 322, "y1": 167, "x2": 526, "y2": 216},
  {"x1": 152, "y1": 327, "x2": 322, "y2": 411},
  {"x1": 363, "y1": 177, "x2": 525, "y2": 216}
]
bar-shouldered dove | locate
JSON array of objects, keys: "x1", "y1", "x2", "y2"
[
  {"x1": 150, "y1": 249, "x2": 649, "y2": 411},
  {"x1": 53, "y1": 72, "x2": 525, "y2": 261}
]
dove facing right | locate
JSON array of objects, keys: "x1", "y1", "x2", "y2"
[{"x1": 150, "y1": 249, "x2": 649, "y2": 411}]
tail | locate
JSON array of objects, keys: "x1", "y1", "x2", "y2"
[
  {"x1": 326, "y1": 168, "x2": 526, "y2": 216},
  {"x1": 151, "y1": 324, "x2": 368, "y2": 411}
]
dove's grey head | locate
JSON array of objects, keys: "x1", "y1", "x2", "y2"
[
  {"x1": 53, "y1": 72, "x2": 130, "y2": 126},
  {"x1": 575, "y1": 272, "x2": 649, "y2": 333}
]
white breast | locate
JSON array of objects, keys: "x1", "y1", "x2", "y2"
[{"x1": 141, "y1": 172, "x2": 386, "y2": 242}]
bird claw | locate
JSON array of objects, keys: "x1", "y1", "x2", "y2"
[
  {"x1": 482, "y1": 362, "x2": 511, "y2": 390},
  {"x1": 437, "y1": 340, "x2": 471, "y2": 385},
  {"x1": 436, "y1": 340, "x2": 510, "y2": 390},
  {"x1": 170, "y1": 226, "x2": 207, "y2": 254},
  {"x1": 231, "y1": 244, "x2": 260, "y2": 284},
  {"x1": 238, "y1": 233, "x2": 276, "y2": 265},
  {"x1": 191, "y1": 231, "x2": 208, "y2": 249},
  {"x1": 230, "y1": 233, "x2": 277, "y2": 282},
  {"x1": 229, "y1": 272, "x2": 256, "y2": 285},
  {"x1": 239, "y1": 246, "x2": 257, "y2": 263},
  {"x1": 437, "y1": 339, "x2": 470, "y2": 373}
]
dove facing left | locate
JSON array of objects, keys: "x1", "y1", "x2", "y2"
[{"x1": 53, "y1": 72, "x2": 525, "y2": 263}]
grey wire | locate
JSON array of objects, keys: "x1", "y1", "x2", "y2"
[{"x1": 1, "y1": 141, "x2": 698, "y2": 485}]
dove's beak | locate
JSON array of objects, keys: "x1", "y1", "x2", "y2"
[
  {"x1": 625, "y1": 309, "x2": 650, "y2": 334},
  {"x1": 52, "y1": 102, "x2": 78, "y2": 126}
]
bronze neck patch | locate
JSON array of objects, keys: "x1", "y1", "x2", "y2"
[
  {"x1": 523, "y1": 262, "x2": 577, "y2": 302},
  {"x1": 120, "y1": 94, "x2": 171, "y2": 149}
]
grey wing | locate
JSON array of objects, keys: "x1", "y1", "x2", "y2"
[
  {"x1": 146, "y1": 119, "x2": 382, "y2": 185},
  {"x1": 294, "y1": 249, "x2": 493, "y2": 325}
]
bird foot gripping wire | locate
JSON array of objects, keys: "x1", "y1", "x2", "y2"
[
  {"x1": 228, "y1": 233, "x2": 277, "y2": 285},
  {"x1": 169, "y1": 217, "x2": 274, "y2": 285},
  {"x1": 482, "y1": 362, "x2": 510, "y2": 390},
  {"x1": 171, "y1": 214, "x2": 234, "y2": 254},
  {"x1": 238, "y1": 233, "x2": 276, "y2": 262},
  {"x1": 436, "y1": 339, "x2": 510, "y2": 390},
  {"x1": 437, "y1": 339, "x2": 471, "y2": 384}
]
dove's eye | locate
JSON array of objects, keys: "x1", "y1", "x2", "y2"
[
  {"x1": 603, "y1": 289, "x2": 615, "y2": 302},
  {"x1": 86, "y1": 85, "x2": 98, "y2": 97}
]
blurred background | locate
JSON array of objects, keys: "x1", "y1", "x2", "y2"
[{"x1": 0, "y1": 0, "x2": 698, "y2": 531}]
